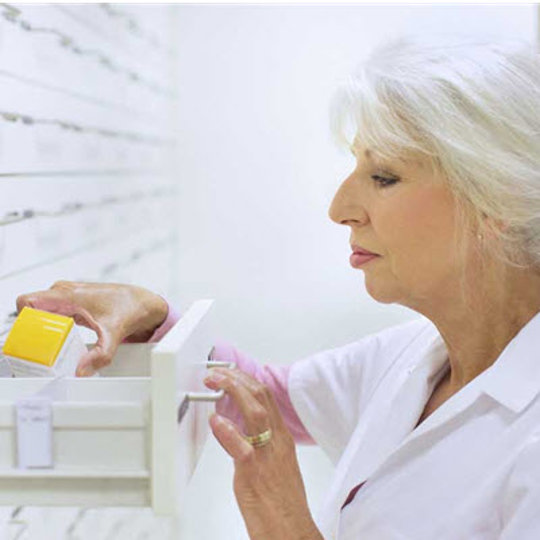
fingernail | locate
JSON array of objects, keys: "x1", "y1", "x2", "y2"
[
  {"x1": 78, "y1": 366, "x2": 95, "y2": 377},
  {"x1": 204, "y1": 370, "x2": 226, "y2": 384},
  {"x1": 211, "y1": 413, "x2": 226, "y2": 426}
]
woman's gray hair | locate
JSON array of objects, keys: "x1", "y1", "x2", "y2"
[{"x1": 331, "y1": 36, "x2": 540, "y2": 288}]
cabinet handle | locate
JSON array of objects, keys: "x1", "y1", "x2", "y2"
[{"x1": 186, "y1": 360, "x2": 236, "y2": 402}]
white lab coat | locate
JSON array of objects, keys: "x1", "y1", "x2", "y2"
[{"x1": 288, "y1": 312, "x2": 540, "y2": 539}]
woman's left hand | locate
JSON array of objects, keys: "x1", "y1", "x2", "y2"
[{"x1": 203, "y1": 367, "x2": 323, "y2": 540}]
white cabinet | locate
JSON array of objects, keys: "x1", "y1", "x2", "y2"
[{"x1": 0, "y1": 300, "x2": 220, "y2": 519}]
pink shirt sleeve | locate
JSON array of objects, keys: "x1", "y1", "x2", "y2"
[
  {"x1": 211, "y1": 340, "x2": 315, "y2": 444},
  {"x1": 122, "y1": 299, "x2": 179, "y2": 344},
  {"x1": 147, "y1": 303, "x2": 180, "y2": 343},
  {"x1": 147, "y1": 303, "x2": 314, "y2": 444}
]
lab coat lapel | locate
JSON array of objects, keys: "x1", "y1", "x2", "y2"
[
  {"x1": 318, "y1": 311, "x2": 540, "y2": 539},
  {"x1": 406, "y1": 310, "x2": 540, "y2": 444},
  {"x1": 403, "y1": 370, "x2": 485, "y2": 446},
  {"x1": 317, "y1": 330, "x2": 448, "y2": 538}
]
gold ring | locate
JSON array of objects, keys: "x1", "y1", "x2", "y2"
[{"x1": 244, "y1": 428, "x2": 272, "y2": 448}]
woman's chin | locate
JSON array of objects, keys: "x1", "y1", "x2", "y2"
[{"x1": 363, "y1": 277, "x2": 400, "y2": 305}]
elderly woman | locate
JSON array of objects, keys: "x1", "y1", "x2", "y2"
[{"x1": 16, "y1": 37, "x2": 540, "y2": 539}]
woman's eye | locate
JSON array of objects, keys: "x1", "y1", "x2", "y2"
[{"x1": 371, "y1": 174, "x2": 399, "y2": 187}]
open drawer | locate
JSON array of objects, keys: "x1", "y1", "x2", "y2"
[{"x1": 0, "y1": 299, "x2": 223, "y2": 516}]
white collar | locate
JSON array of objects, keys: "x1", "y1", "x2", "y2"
[
  {"x1": 423, "y1": 310, "x2": 540, "y2": 414},
  {"x1": 481, "y1": 310, "x2": 540, "y2": 412}
]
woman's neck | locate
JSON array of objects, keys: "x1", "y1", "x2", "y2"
[{"x1": 417, "y1": 265, "x2": 540, "y2": 391}]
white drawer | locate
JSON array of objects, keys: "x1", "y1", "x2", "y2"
[{"x1": 0, "y1": 299, "x2": 221, "y2": 517}]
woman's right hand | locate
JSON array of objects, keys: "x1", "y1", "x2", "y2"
[{"x1": 16, "y1": 281, "x2": 169, "y2": 377}]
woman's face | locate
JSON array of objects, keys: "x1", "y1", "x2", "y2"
[{"x1": 329, "y1": 145, "x2": 465, "y2": 310}]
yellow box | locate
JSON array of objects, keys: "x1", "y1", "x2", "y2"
[{"x1": 2, "y1": 307, "x2": 87, "y2": 377}]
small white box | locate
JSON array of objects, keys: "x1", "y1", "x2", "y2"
[{"x1": 2, "y1": 307, "x2": 87, "y2": 377}]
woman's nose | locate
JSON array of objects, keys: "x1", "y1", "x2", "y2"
[{"x1": 328, "y1": 173, "x2": 368, "y2": 226}]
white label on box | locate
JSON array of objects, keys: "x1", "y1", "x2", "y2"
[{"x1": 16, "y1": 396, "x2": 53, "y2": 469}]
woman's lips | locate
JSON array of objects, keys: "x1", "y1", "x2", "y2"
[{"x1": 350, "y1": 252, "x2": 380, "y2": 268}]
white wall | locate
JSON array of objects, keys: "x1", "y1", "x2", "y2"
[
  {"x1": 0, "y1": 4, "x2": 179, "y2": 538},
  {"x1": 174, "y1": 5, "x2": 538, "y2": 540}
]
